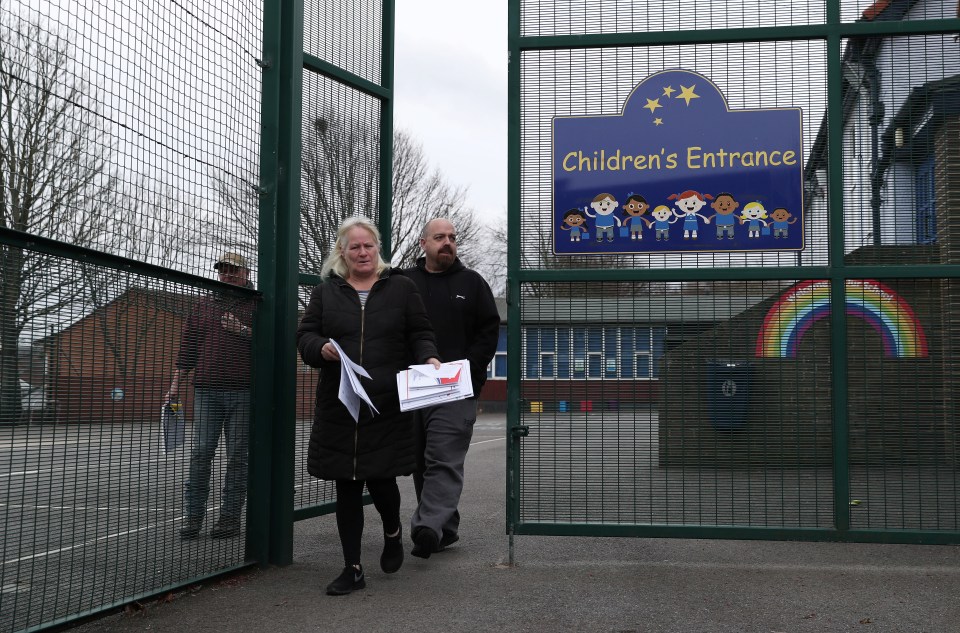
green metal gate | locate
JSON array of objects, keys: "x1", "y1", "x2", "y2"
[
  {"x1": 282, "y1": 0, "x2": 398, "y2": 541},
  {"x1": 507, "y1": 0, "x2": 960, "y2": 544},
  {"x1": 0, "y1": 0, "x2": 393, "y2": 630}
]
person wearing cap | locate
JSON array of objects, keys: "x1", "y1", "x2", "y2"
[{"x1": 166, "y1": 252, "x2": 255, "y2": 540}]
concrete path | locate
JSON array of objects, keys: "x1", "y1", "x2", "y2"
[{"x1": 75, "y1": 414, "x2": 960, "y2": 633}]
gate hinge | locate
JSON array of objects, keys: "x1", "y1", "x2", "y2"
[{"x1": 511, "y1": 425, "x2": 530, "y2": 438}]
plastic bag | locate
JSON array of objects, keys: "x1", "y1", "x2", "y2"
[{"x1": 161, "y1": 401, "x2": 186, "y2": 452}]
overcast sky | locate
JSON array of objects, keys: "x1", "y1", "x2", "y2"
[{"x1": 394, "y1": 1, "x2": 508, "y2": 227}]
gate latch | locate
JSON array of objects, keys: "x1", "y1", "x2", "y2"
[{"x1": 511, "y1": 425, "x2": 530, "y2": 438}]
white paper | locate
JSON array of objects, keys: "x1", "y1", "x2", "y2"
[
  {"x1": 396, "y1": 360, "x2": 474, "y2": 412},
  {"x1": 408, "y1": 364, "x2": 462, "y2": 381},
  {"x1": 406, "y1": 363, "x2": 463, "y2": 392},
  {"x1": 329, "y1": 339, "x2": 378, "y2": 422}
]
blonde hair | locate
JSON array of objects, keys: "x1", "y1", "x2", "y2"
[
  {"x1": 741, "y1": 202, "x2": 768, "y2": 219},
  {"x1": 320, "y1": 216, "x2": 390, "y2": 279}
]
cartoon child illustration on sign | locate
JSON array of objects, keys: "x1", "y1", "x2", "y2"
[
  {"x1": 707, "y1": 192, "x2": 739, "y2": 240},
  {"x1": 584, "y1": 192, "x2": 621, "y2": 242},
  {"x1": 739, "y1": 202, "x2": 769, "y2": 238},
  {"x1": 769, "y1": 207, "x2": 798, "y2": 239},
  {"x1": 668, "y1": 190, "x2": 713, "y2": 240},
  {"x1": 650, "y1": 205, "x2": 678, "y2": 241},
  {"x1": 621, "y1": 194, "x2": 652, "y2": 240},
  {"x1": 560, "y1": 208, "x2": 589, "y2": 242}
]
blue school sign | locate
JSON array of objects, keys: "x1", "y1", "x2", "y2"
[{"x1": 553, "y1": 69, "x2": 804, "y2": 255}]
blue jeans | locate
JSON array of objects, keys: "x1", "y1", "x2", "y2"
[{"x1": 184, "y1": 388, "x2": 250, "y2": 521}]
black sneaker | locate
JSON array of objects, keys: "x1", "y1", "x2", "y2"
[
  {"x1": 179, "y1": 517, "x2": 202, "y2": 540},
  {"x1": 439, "y1": 532, "x2": 459, "y2": 550},
  {"x1": 210, "y1": 517, "x2": 240, "y2": 539},
  {"x1": 326, "y1": 565, "x2": 365, "y2": 596},
  {"x1": 411, "y1": 527, "x2": 439, "y2": 559},
  {"x1": 381, "y1": 528, "x2": 403, "y2": 573}
]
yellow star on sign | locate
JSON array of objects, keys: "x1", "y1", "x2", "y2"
[
  {"x1": 644, "y1": 98, "x2": 662, "y2": 113},
  {"x1": 662, "y1": 86, "x2": 675, "y2": 97},
  {"x1": 653, "y1": 118, "x2": 663, "y2": 126},
  {"x1": 676, "y1": 84, "x2": 700, "y2": 106}
]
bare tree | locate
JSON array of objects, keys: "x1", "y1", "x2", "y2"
[
  {"x1": 0, "y1": 17, "x2": 118, "y2": 421},
  {"x1": 474, "y1": 220, "x2": 508, "y2": 297},
  {"x1": 211, "y1": 112, "x2": 488, "y2": 301},
  {"x1": 507, "y1": 224, "x2": 649, "y2": 298},
  {"x1": 299, "y1": 114, "x2": 378, "y2": 276},
  {"x1": 78, "y1": 184, "x2": 194, "y2": 380},
  {"x1": 388, "y1": 130, "x2": 483, "y2": 269},
  {"x1": 209, "y1": 170, "x2": 258, "y2": 264}
]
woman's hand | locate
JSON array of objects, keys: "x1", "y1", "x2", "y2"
[
  {"x1": 426, "y1": 357, "x2": 441, "y2": 370},
  {"x1": 321, "y1": 342, "x2": 341, "y2": 362}
]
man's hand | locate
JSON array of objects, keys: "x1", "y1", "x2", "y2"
[
  {"x1": 166, "y1": 368, "x2": 187, "y2": 403},
  {"x1": 221, "y1": 312, "x2": 250, "y2": 337}
]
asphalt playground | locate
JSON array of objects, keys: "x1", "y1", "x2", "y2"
[{"x1": 62, "y1": 412, "x2": 960, "y2": 633}]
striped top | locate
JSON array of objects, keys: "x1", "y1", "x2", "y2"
[{"x1": 357, "y1": 290, "x2": 369, "y2": 307}]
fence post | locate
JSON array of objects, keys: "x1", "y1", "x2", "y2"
[{"x1": 249, "y1": 0, "x2": 303, "y2": 567}]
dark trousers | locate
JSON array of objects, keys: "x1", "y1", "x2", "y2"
[
  {"x1": 411, "y1": 399, "x2": 477, "y2": 540},
  {"x1": 335, "y1": 478, "x2": 401, "y2": 566}
]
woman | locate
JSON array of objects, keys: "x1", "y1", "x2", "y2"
[{"x1": 297, "y1": 217, "x2": 439, "y2": 596}]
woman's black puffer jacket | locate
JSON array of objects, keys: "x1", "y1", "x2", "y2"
[{"x1": 296, "y1": 269, "x2": 438, "y2": 480}]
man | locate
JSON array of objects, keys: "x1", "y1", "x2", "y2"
[
  {"x1": 166, "y1": 252, "x2": 255, "y2": 540},
  {"x1": 405, "y1": 218, "x2": 500, "y2": 558}
]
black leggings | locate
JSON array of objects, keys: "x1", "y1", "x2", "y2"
[{"x1": 335, "y1": 478, "x2": 401, "y2": 566}]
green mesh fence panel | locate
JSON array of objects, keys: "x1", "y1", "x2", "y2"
[
  {"x1": 294, "y1": 0, "x2": 387, "y2": 517},
  {"x1": 519, "y1": 0, "x2": 827, "y2": 34},
  {"x1": 510, "y1": 0, "x2": 960, "y2": 543},
  {"x1": 0, "y1": 257, "x2": 257, "y2": 632},
  {"x1": 305, "y1": 0, "x2": 383, "y2": 85},
  {"x1": 2, "y1": 0, "x2": 263, "y2": 630},
  {"x1": 840, "y1": 34, "x2": 960, "y2": 263},
  {"x1": 847, "y1": 277, "x2": 960, "y2": 531},
  {"x1": 299, "y1": 72, "x2": 383, "y2": 277},
  {"x1": 517, "y1": 280, "x2": 835, "y2": 527}
]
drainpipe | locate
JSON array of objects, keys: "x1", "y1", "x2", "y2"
[{"x1": 866, "y1": 59, "x2": 884, "y2": 247}]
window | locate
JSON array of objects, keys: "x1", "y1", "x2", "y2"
[
  {"x1": 620, "y1": 327, "x2": 635, "y2": 377},
  {"x1": 487, "y1": 326, "x2": 507, "y2": 379},
  {"x1": 524, "y1": 328, "x2": 539, "y2": 378},
  {"x1": 540, "y1": 329, "x2": 556, "y2": 377},
  {"x1": 652, "y1": 327, "x2": 665, "y2": 377},
  {"x1": 540, "y1": 352, "x2": 556, "y2": 378},
  {"x1": 604, "y1": 327, "x2": 619, "y2": 377},
  {"x1": 572, "y1": 327, "x2": 586, "y2": 379},
  {"x1": 557, "y1": 328, "x2": 570, "y2": 378},
  {"x1": 524, "y1": 327, "x2": 560, "y2": 379},
  {"x1": 915, "y1": 156, "x2": 936, "y2": 245},
  {"x1": 586, "y1": 327, "x2": 603, "y2": 378},
  {"x1": 635, "y1": 328, "x2": 652, "y2": 377},
  {"x1": 517, "y1": 324, "x2": 667, "y2": 380}
]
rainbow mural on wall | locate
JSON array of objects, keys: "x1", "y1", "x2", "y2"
[{"x1": 755, "y1": 279, "x2": 929, "y2": 359}]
